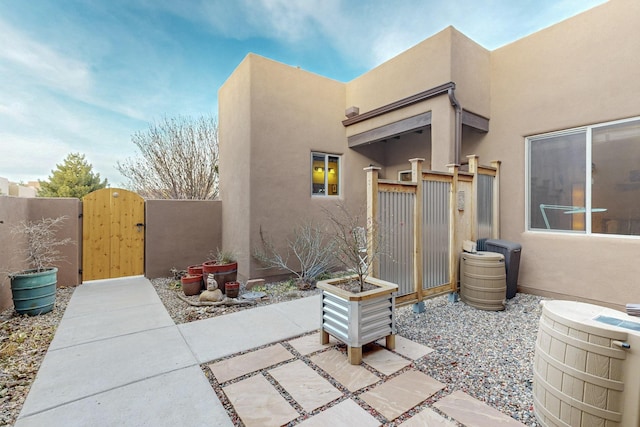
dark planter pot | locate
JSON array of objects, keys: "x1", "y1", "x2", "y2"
[
  {"x1": 181, "y1": 274, "x2": 203, "y2": 296},
  {"x1": 225, "y1": 281, "x2": 240, "y2": 298},
  {"x1": 202, "y1": 260, "x2": 238, "y2": 294},
  {"x1": 10, "y1": 268, "x2": 58, "y2": 316}
]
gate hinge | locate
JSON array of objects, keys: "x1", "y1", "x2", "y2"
[{"x1": 79, "y1": 213, "x2": 83, "y2": 218}]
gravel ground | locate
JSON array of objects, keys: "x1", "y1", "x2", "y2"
[
  {"x1": 396, "y1": 293, "x2": 543, "y2": 426},
  {"x1": 153, "y1": 277, "x2": 544, "y2": 426},
  {"x1": 0, "y1": 286, "x2": 75, "y2": 426},
  {"x1": 151, "y1": 277, "x2": 323, "y2": 324},
  {"x1": 2, "y1": 279, "x2": 543, "y2": 426}
]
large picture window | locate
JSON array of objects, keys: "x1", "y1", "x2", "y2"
[
  {"x1": 311, "y1": 153, "x2": 340, "y2": 196},
  {"x1": 527, "y1": 117, "x2": 640, "y2": 236}
]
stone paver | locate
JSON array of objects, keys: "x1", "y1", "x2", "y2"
[
  {"x1": 287, "y1": 332, "x2": 337, "y2": 355},
  {"x1": 310, "y1": 349, "x2": 380, "y2": 392},
  {"x1": 362, "y1": 345, "x2": 412, "y2": 376},
  {"x1": 296, "y1": 399, "x2": 380, "y2": 427},
  {"x1": 360, "y1": 370, "x2": 445, "y2": 421},
  {"x1": 269, "y1": 360, "x2": 342, "y2": 412},
  {"x1": 208, "y1": 343, "x2": 294, "y2": 383},
  {"x1": 377, "y1": 334, "x2": 434, "y2": 360},
  {"x1": 223, "y1": 374, "x2": 299, "y2": 427},
  {"x1": 398, "y1": 408, "x2": 456, "y2": 427},
  {"x1": 434, "y1": 390, "x2": 527, "y2": 427}
]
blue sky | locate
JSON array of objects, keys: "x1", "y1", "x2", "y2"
[{"x1": 0, "y1": 0, "x2": 606, "y2": 187}]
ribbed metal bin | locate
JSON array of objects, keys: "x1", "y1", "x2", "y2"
[
  {"x1": 460, "y1": 251, "x2": 506, "y2": 311},
  {"x1": 534, "y1": 300, "x2": 640, "y2": 427},
  {"x1": 321, "y1": 290, "x2": 395, "y2": 348}
]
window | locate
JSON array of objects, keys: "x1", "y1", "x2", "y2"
[
  {"x1": 527, "y1": 117, "x2": 640, "y2": 236},
  {"x1": 311, "y1": 153, "x2": 340, "y2": 196}
]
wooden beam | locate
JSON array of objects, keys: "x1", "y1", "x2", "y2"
[
  {"x1": 462, "y1": 110, "x2": 489, "y2": 132},
  {"x1": 348, "y1": 112, "x2": 432, "y2": 148}
]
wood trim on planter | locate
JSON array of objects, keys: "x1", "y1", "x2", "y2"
[{"x1": 317, "y1": 275, "x2": 398, "y2": 365}]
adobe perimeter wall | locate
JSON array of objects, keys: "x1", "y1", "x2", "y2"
[
  {"x1": 0, "y1": 196, "x2": 81, "y2": 312},
  {"x1": 145, "y1": 199, "x2": 222, "y2": 279}
]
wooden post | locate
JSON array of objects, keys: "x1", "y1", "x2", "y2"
[
  {"x1": 409, "y1": 158, "x2": 424, "y2": 302},
  {"x1": 491, "y1": 160, "x2": 501, "y2": 239},
  {"x1": 364, "y1": 166, "x2": 381, "y2": 277},
  {"x1": 447, "y1": 163, "x2": 459, "y2": 295},
  {"x1": 467, "y1": 155, "x2": 479, "y2": 241}
]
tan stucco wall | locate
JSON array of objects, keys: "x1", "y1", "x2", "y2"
[
  {"x1": 218, "y1": 0, "x2": 639, "y2": 309},
  {"x1": 449, "y1": 30, "x2": 491, "y2": 118},
  {"x1": 144, "y1": 199, "x2": 222, "y2": 278},
  {"x1": 482, "y1": 0, "x2": 640, "y2": 309},
  {"x1": 1, "y1": 196, "x2": 81, "y2": 312},
  {"x1": 343, "y1": 26, "x2": 490, "y2": 171},
  {"x1": 220, "y1": 55, "x2": 383, "y2": 280},
  {"x1": 219, "y1": 55, "x2": 253, "y2": 279},
  {"x1": 345, "y1": 27, "x2": 453, "y2": 113}
]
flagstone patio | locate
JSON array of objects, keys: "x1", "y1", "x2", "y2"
[{"x1": 207, "y1": 332, "x2": 527, "y2": 426}]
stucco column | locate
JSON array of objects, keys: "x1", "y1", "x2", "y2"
[{"x1": 430, "y1": 96, "x2": 457, "y2": 172}]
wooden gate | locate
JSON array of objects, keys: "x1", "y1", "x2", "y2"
[{"x1": 82, "y1": 188, "x2": 145, "y2": 281}]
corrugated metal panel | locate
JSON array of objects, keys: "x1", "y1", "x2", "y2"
[
  {"x1": 477, "y1": 174, "x2": 494, "y2": 240},
  {"x1": 378, "y1": 190, "x2": 414, "y2": 296},
  {"x1": 422, "y1": 181, "x2": 450, "y2": 289}
]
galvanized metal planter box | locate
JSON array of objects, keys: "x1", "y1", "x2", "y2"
[{"x1": 317, "y1": 275, "x2": 397, "y2": 364}]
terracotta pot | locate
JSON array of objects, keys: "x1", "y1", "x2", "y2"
[
  {"x1": 187, "y1": 264, "x2": 203, "y2": 275},
  {"x1": 202, "y1": 260, "x2": 238, "y2": 294},
  {"x1": 181, "y1": 274, "x2": 203, "y2": 296},
  {"x1": 201, "y1": 260, "x2": 218, "y2": 286},
  {"x1": 188, "y1": 265, "x2": 205, "y2": 290},
  {"x1": 225, "y1": 281, "x2": 240, "y2": 298}
]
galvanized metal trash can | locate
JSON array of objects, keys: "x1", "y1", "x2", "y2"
[{"x1": 485, "y1": 239, "x2": 521, "y2": 299}]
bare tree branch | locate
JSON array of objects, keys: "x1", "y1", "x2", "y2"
[
  {"x1": 254, "y1": 223, "x2": 336, "y2": 286},
  {"x1": 117, "y1": 115, "x2": 219, "y2": 199},
  {"x1": 10, "y1": 216, "x2": 73, "y2": 273}
]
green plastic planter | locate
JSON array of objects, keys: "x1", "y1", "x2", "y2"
[{"x1": 10, "y1": 268, "x2": 57, "y2": 316}]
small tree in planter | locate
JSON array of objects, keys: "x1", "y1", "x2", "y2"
[
  {"x1": 317, "y1": 203, "x2": 398, "y2": 365},
  {"x1": 8, "y1": 216, "x2": 73, "y2": 315},
  {"x1": 253, "y1": 222, "x2": 336, "y2": 289}
]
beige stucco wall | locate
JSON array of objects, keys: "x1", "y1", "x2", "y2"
[
  {"x1": 344, "y1": 26, "x2": 490, "y2": 172},
  {"x1": 1, "y1": 196, "x2": 81, "y2": 312},
  {"x1": 219, "y1": 55, "x2": 253, "y2": 279},
  {"x1": 346, "y1": 27, "x2": 453, "y2": 112},
  {"x1": 144, "y1": 199, "x2": 222, "y2": 279},
  {"x1": 218, "y1": 0, "x2": 638, "y2": 309},
  {"x1": 220, "y1": 55, "x2": 383, "y2": 280},
  {"x1": 481, "y1": 0, "x2": 640, "y2": 309}
]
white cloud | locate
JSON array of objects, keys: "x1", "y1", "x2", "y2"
[{"x1": 0, "y1": 19, "x2": 92, "y2": 96}]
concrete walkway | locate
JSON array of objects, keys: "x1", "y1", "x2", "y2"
[{"x1": 14, "y1": 276, "x2": 321, "y2": 427}]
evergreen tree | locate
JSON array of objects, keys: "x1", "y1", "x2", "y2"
[{"x1": 38, "y1": 153, "x2": 108, "y2": 198}]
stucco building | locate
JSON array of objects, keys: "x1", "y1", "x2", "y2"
[{"x1": 218, "y1": 0, "x2": 639, "y2": 309}]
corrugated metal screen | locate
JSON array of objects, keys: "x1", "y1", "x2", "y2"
[
  {"x1": 378, "y1": 190, "x2": 414, "y2": 296},
  {"x1": 477, "y1": 174, "x2": 494, "y2": 240},
  {"x1": 422, "y1": 181, "x2": 450, "y2": 289}
]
